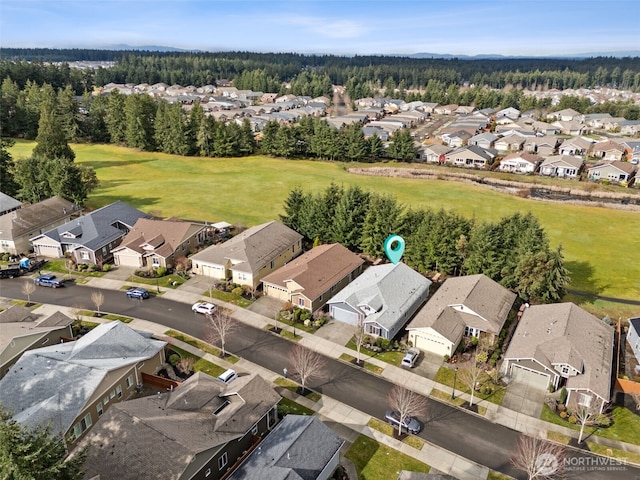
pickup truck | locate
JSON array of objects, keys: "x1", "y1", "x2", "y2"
[
  {"x1": 34, "y1": 274, "x2": 65, "y2": 288},
  {"x1": 0, "y1": 266, "x2": 22, "y2": 279}
]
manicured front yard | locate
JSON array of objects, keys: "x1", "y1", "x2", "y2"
[
  {"x1": 345, "y1": 339, "x2": 405, "y2": 366},
  {"x1": 434, "y1": 366, "x2": 506, "y2": 406},
  {"x1": 43, "y1": 259, "x2": 105, "y2": 277},
  {"x1": 540, "y1": 404, "x2": 640, "y2": 446},
  {"x1": 126, "y1": 273, "x2": 186, "y2": 289},
  {"x1": 367, "y1": 418, "x2": 425, "y2": 450},
  {"x1": 165, "y1": 329, "x2": 240, "y2": 364},
  {"x1": 587, "y1": 441, "x2": 640, "y2": 465},
  {"x1": 202, "y1": 289, "x2": 253, "y2": 308},
  {"x1": 277, "y1": 397, "x2": 314, "y2": 416},
  {"x1": 345, "y1": 434, "x2": 430, "y2": 480}
]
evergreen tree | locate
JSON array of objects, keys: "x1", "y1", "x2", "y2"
[
  {"x1": 273, "y1": 125, "x2": 297, "y2": 158},
  {"x1": 360, "y1": 194, "x2": 404, "y2": 258},
  {"x1": 0, "y1": 138, "x2": 19, "y2": 197},
  {"x1": 331, "y1": 185, "x2": 370, "y2": 249},
  {"x1": 32, "y1": 99, "x2": 75, "y2": 162},
  {"x1": 83, "y1": 93, "x2": 110, "y2": 143},
  {"x1": 124, "y1": 93, "x2": 156, "y2": 150},
  {"x1": 309, "y1": 120, "x2": 338, "y2": 160},
  {"x1": 0, "y1": 406, "x2": 87, "y2": 480},
  {"x1": 341, "y1": 123, "x2": 368, "y2": 162},
  {"x1": 56, "y1": 85, "x2": 81, "y2": 142},
  {"x1": 105, "y1": 89, "x2": 126, "y2": 144},
  {"x1": 260, "y1": 120, "x2": 279, "y2": 155},
  {"x1": 314, "y1": 183, "x2": 344, "y2": 243},
  {"x1": 367, "y1": 133, "x2": 384, "y2": 162},
  {"x1": 280, "y1": 186, "x2": 309, "y2": 234},
  {"x1": 386, "y1": 129, "x2": 417, "y2": 161},
  {"x1": 512, "y1": 246, "x2": 570, "y2": 303}
]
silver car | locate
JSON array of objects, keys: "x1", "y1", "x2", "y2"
[
  {"x1": 401, "y1": 347, "x2": 420, "y2": 368},
  {"x1": 385, "y1": 409, "x2": 423, "y2": 434}
]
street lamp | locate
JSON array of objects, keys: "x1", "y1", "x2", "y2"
[{"x1": 451, "y1": 367, "x2": 459, "y2": 400}]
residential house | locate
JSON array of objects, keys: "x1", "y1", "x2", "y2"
[
  {"x1": 327, "y1": 263, "x2": 432, "y2": 341},
  {"x1": 0, "y1": 196, "x2": 79, "y2": 255},
  {"x1": 0, "y1": 192, "x2": 21, "y2": 216},
  {"x1": 621, "y1": 140, "x2": 640, "y2": 164},
  {"x1": 498, "y1": 152, "x2": 543, "y2": 174},
  {"x1": 262, "y1": 243, "x2": 365, "y2": 313},
  {"x1": 602, "y1": 117, "x2": 628, "y2": 132},
  {"x1": 228, "y1": 415, "x2": 343, "y2": 480},
  {"x1": 191, "y1": 221, "x2": 303, "y2": 289},
  {"x1": 628, "y1": 317, "x2": 640, "y2": 365},
  {"x1": 538, "y1": 155, "x2": 584, "y2": 178},
  {"x1": 112, "y1": 218, "x2": 206, "y2": 269},
  {"x1": 587, "y1": 161, "x2": 636, "y2": 183},
  {"x1": 523, "y1": 136, "x2": 560, "y2": 156},
  {"x1": 0, "y1": 308, "x2": 73, "y2": 379},
  {"x1": 434, "y1": 104, "x2": 458, "y2": 115},
  {"x1": 592, "y1": 140, "x2": 626, "y2": 161},
  {"x1": 547, "y1": 108, "x2": 581, "y2": 122},
  {"x1": 558, "y1": 137, "x2": 593, "y2": 157},
  {"x1": 419, "y1": 143, "x2": 452, "y2": 163},
  {"x1": 496, "y1": 107, "x2": 520, "y2": 120},
  {"x1": 494, "y1": 133, "x2": 526, "y2": 153},
  {"x1": 468, "y1": 132, "x2": 498, "y2": 150},
  {"x1": 619, "y1": 120, "x2": 640, "y2": 136},
  {"x1": 551, "y1": 120, "x2": 586, "y2": 136},
  {"x1": 30, "y1": 201, "x2": 149, "y2": 265},
  {"x1": 581, "y1": 113, "x2": 612, "y2": 129},
  {"x1": 405, "y1": 274, "x2": 516, "y2": 358},
  {"x1": 0, "y1": 321, "x2": 166, "y2": 449},
  {"x1": 442, "y1": 130, "x2": 472, "y2": 148},
  {"x1": 444, "y1": 145, "x2": 497, "y2": 169},
  {"x1": 502, "y1": 303, "x2": 614, "y2": 413},
  {"x1": 455, "y1": 105, "x2": 476, "y2": 115},
  {"x1": 79, "y1": 372, "x2": 281, "y2": 480}
]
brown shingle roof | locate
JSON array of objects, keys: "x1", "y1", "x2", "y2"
[
  {"x1": 115, "y1": 218, "x2": 204, "y2": 258},
  {"x1": 261, "y1": 243, "x2": 364, "y2": 301}
]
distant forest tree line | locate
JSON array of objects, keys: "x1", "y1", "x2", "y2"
[{"x1": 280, "y1": 184, "x2": 569, "y2": 304}]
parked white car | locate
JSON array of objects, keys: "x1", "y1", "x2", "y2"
[
  {"x1": 192, "y1": 302, "x2": 217, "y2": 315},
  {"x1": 401, "y1": 348, "x2": 420, "y2": 368}
]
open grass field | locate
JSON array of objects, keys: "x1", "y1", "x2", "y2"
[{"x1": 9, "y1": 140, "x2": 640, "y2": 316}]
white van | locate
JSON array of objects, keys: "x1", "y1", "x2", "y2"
[{"x1": 217, "y1": 369, "x2": 238, "y2": 384}]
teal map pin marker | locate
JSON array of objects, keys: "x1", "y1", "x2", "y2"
[{"x1": 384, "y1": 234, "x2": 405, "y2": 264}]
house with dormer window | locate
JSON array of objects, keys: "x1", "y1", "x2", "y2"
[
  {"x1": 30, "y1": 201, "x2": 149, "y2": 265},
  {"x1": 405, "y1": 274, "x2": 516, "y2": 357},
  {"x1": 502, "y1": 303, "x2": 614, "y2": 413},
  {"x1": 327, "y1": 263, "x2": 431, "y2": 341},
  {"x1": 112, "y1": 218, "x2": 206, "y2": 269}
]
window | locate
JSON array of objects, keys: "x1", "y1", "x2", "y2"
[
  {"x1": 205, "y1": 469, "x2": 211, "y2": 477},
  {"x1": 102, "y1": 247, "x2": 107, "y2": 255},
  {"x1": 152, "y1": 257, "x2": 160, "y2": 267},
  {"x1": 126, "y1": 375, "x2": 134, "y2": 388},
  {"x1": 116, "y1": 385, "x2": 122, "y2": 399},
  {"x1": 71, "y1": 413, "x2": 93, "y2": 441},
  {"x1": 366, "y1": 325, "x2": 381, "y2": 336},
  {"x1": 464, "y1": 326, "x2": 478, "y2": 338},
  {"x1": 110, "y1": 390, "x2": 115, "y2": 399},
  {"x1": 103, "y1": 395, "x2": 109, "y2": 405},
  {"x1": 561, "y1": 365, "x2": 570, "y2": 375},
  {"x1": 218, "y1": 452, "x2": 228, "y2": 470},
  {"x1": 578, "y1": 393, "x2": 593, "y2": 407},
  {"x1": 298, "y1": 298, "x2": 305, "y2": 306},
  {"x1": 41, "y1": 338, "x2": 50, "y2": 346},
  {"x1": 270, "y1": 260, "x2": 275, "y2": 269},
  {"x1": 81, "y1": 251, "x2": 90, "y2": 260},
  {"x1": 97, "y1": 402, "x2": 103, "y2": 417},
  {"x1": 251, "y1": 425, "x2": 258, "y2": 435}
]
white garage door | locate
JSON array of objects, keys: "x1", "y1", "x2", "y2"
[
  {"x1": 511, "y1": 365, "x2": 549, "y2": 390},
  {"x1": 413, "y1": 334, "x2": 450, "y2": 357},
  {"x1": 330, "y1": 306, "x2": 359, "y2": 325}
]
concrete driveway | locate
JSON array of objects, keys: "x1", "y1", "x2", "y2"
[{"x1": 501, "y1": 379, "x2": 547, "y2": 417}]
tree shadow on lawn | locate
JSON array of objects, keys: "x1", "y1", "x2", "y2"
[
  {"x1": 87, "y1": 195, "x2": 163, "y2": 214},
  {"x1": 564, "y1": 260, "x2": 607, "y2": 302},
  {"x1": 88, "y1": 158, "x2": 157, "y2": 170}
]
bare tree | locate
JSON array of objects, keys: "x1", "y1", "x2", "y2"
[
  {"x1": 91, "y1": 290, "x2": 105, "y2": 316},
  {"x1": 353, "y1": 317, "x2": 366, "y2": 365},
  {"x1": 568, "y1": 398, "x2": 606, "y2": 444},
  {"x1": 511, "y1": 433, "x2": 566, "y2": 480},
  {"x1": 457, "y1": 354, "x2": 484, "y2": 406},
  {"x1": 22, "y1": 280, "x2": 36, "y2": 306},
  {"x1": 387, "y1": 385, "x2": 428, "y2": 436},
  {"x1": 204, "y1": 309, "x2": 237, "y2": 358},
  {"x1": 288, "y1": 344, "x2": 326, "y2": 395}
]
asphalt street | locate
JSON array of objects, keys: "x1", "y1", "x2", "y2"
[{"x1": 2, "y1": 279, "x2": 639, "y2": 480}]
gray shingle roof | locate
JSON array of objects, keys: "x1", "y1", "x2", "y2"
[
  {"x1": 228, "y1": 415, "x2": 344, "y2": 480},
  {"x1": 0, "y1": 196, "x2": 78, "y2": 241},
  {"x1": 33, "y1": 201, "x2": 149, "y2": 252},
  {"x1": 0, "y1": 192, "x2": 21, "y2": 215},
  {"x1": 79, "y1": 372, "x2": 281, "y2": 480},
  {"x1": 327, "y1": 263, "x2": 431, "y2": 333},
  {"x1": 191, "y1": 221, "x2": 303, "y2": 274},
  {"x1": 0, "y1": 322, "x2": 165, "y2": 435},
  {"x1": 406, "y1": 274, "x2": 516, "y2": 338},
  {"x1": 503, "y1": 303, "x2": 613, "y2": 401}
]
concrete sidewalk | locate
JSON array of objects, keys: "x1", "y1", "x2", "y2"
[{"x1": 49, "y1": 268, "x2": 640, "y2": 472}]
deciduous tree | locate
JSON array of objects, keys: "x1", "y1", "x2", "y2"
[
  {"x1": 510, "y1": 433, "x2": 566, "y2": 480},
  {"x1": 205, "y1": 308, "x2": 237, "y2": 358},
  {"x1": 288, "y1": 344, "x2": 325, "y2": 395},
  {"x1": 387, "y1": 385, "x2": 428, "y2": 436}
]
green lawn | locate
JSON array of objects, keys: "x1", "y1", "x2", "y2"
[
  {"x1": 202, "y1": 290, "x2": 253, "y2": 308},
  {"x1": 165, "y1": 329, "x2": 240, "y2": 363},
  {"x1": 433, "y1": 366, "x2": 506, "y2": 406},
  {"x1": 44, "y1": 259, "x2": 105, "y2": 277},
  {"x1": 339, "y1": 353, "x2": 384, "y2": 374},
  {"x1": 587, "y1": 441, "x2": 640, "y2": 465},
  {"x1": 540, "y1": 404, "x2": 640, "y2": 446},
  {"x1": 277, "y1": 397, "x2": 314, "y2": 416},
  {"x1": 345, "y1": 435, "x2": 430, "y2": 480},
  {"x1": 345, "y1": 339, "x2": 405, "y2": 366},
  {"x1": 274, "y1": 377, "x2": 322, "y2": 402},
  {"x1": 9, "y1": 140, "x2": 640, "y2": 310},
  {"x1": 127, "y1": 274, "x2": 185, "y2": 289}
]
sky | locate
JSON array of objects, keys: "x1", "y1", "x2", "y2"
[{"x1": 1, "y1": 0, "x2": 639, "y2": 57}]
